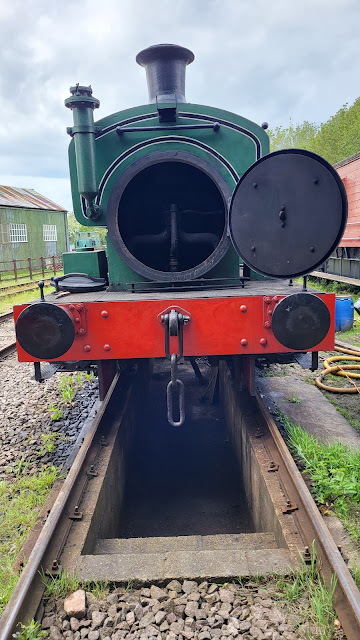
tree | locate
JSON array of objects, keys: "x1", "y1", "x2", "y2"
[
  {"x1": 268, "y1": 97, "x2": 360, "y2": 164},
  {"x1": 67, "y1": 213, "x2": 107, "y2": 247}
]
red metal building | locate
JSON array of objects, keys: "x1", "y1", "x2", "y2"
[
  {"x1": 336, "y1": 153, "x2": 360, "y2": 250},
  {"x1": 323, "y1": 153, "x2": 360, "y2": 279}
]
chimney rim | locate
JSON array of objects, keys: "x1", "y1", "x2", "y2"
[{"x1": 136, "y1": 43, "x2": 195, "y2": 67}]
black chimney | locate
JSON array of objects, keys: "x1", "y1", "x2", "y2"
[{"x1": 136, "y1": 44, "x2": 194, "y2": 104}]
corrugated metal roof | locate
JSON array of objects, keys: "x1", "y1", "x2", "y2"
[
  {"x1": 0, "y1": 186, "x2": 66, "y2": 211},
  {"x1": 334, "y1": 151, "x2": 360, "y2": 169}
]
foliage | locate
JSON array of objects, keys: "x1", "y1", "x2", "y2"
[
  {"x1": 42, "y1": 570, "x2": 81, "y2": 600},
  {"x1": 42, "y1": 569, "x2": 109, "y2": 600},
  {"x1": 324, "y1": 396, "x2": 360, "y2": 435},
  {"x1": 275, "y1": 544, "x2": 337, "y2": 640},
  {"x1": 268, "y1": 96, "x2": 360, "y2": 165},
  {"x1": 288, "y1": 397, "x2": 301, "y2": 405},
  {"x1": 67, "y1": 212, "x2": 107, "y2": 247},
  {"x1": 0, "y1": 467, "x2": 59, "y2": 615},
  {"x1": 236, "y1": 548, "x2": 338, "y2": 639},
  {"x1": 7, "y1": 454, "x2": 31, "y2": 477},
  {"x1": 352, "y1": 563, "x2": 360, "y2": 590},
  {"x1": 37, "y1": 432, "x2": 66, "y2": 456},
  {"x1": 58, "y1": 375, "x2": 77, "y2": 405},
  {"x1": 57, "y1": 372, "x2": 95, "y2": 407},
  {"x1": 48, "y1": 403, "x2": 63, "y2": 421},
  {"x1": 12, "y1": 620, "x2": 48, "y2": 640},
  {"x1": 278, "y1": 412, "x2": 360, "y2": 542},
  {"x1": 83, "y1": 370, "x2": 95, "y2": 383},
  {"x1": 269, "y1": 119, "x2": 319, "y2": 153}
]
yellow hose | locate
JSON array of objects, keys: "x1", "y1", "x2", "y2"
[
  {"x1": 315, "y1": 346, "x2": 360, "y2": 393},
  {"x1": 323, "y1": 356, "x2": 360, "y2": 379}
]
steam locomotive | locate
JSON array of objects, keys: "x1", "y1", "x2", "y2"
[{"x1": 14, "y1": 44, "x2": 347, "y2": 425}]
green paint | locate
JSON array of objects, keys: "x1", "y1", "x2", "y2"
[
  {"x1": 67, "y1": 100, "x2": 269, "y2": 288},
  {"x1": 63, "y1": 249, "x2": 108, "y2": 279},
  {"x1": 0, "y1": 208, "x2": 67, "y2": 265}
]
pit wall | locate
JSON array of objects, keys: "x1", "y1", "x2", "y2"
[
  {"x1": 81, "y1": 361, "x2": 151, "y2": 554},
  {"x1": 219, "y1": 359, "x2": 287, "y2": 548}
]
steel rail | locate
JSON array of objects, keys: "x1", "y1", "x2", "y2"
[
  {"x1": 256, "y1": 390, "x2": 360, "y2": 640},
  {"x1": 1, "y1": 364, "x2": 359, "y2": 638},
  {"x1": 0, "y1": 311, "x2": 14, "y2": 323},
  {"x1": 0, "y1": 342, "x2": 16, "y2": 358},
  {"x1": 0, "y1": 372, "x2": 120, "y2": 640}
]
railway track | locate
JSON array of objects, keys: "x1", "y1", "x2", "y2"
[
  {"x1": 0, "y1": 278, "x2": 52, "y2": 299},
  {"x1": 0, "y1": 342, "x2": 16, "y2": 358},
  {"x1": 0, "y1": 313, "x2": 15, "y2": 358},
  {"x1": 0, "y1": 311, "x2": 16, "y2": 358},
  {"x1": 0, "y1": 359, "x2": 360, "y2": 639}
]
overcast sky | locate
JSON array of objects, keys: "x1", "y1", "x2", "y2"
[{"x1": 0, "y1": 0, "x2": 359, "y2": 212}]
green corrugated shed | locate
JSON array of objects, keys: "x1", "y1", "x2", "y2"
[{"x1": 0, "y1": 186, "x2": 68, "y2": 265}]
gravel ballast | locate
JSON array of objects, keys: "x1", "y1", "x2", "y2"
[
  {"x1": 0, "y1": 351, "x2": 98, "y2": 477},
  {"x1": 42, "y1": 580, "x2": 330, "y2": 640}
]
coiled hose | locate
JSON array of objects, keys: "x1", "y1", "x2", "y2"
[{"x1": 315, "y1": 346, "x2": 360, "y2": 393}]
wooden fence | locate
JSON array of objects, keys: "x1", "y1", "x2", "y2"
[{"x1": 0, "y1": 255, "x2": 63, "y2": 286}]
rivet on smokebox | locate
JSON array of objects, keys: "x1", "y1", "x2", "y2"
[
  {"x1": 101, "y1": 310, "x2": 109, "y2": 318},
  {"x1": 240, "y1": 305, "x2": 247, "y2": 313},
  {"x1": 78, "y1": 328, "x2": 85, "y2": 336},
  {"x1": 76, "y1": 304, "x2": 83, "y2": 311},
  {"x1": 84, "y1": 345, "x2": 91, "y2": 352},
  {"x1": 264, "y1": 320, "x2": 271, "y2": 328},
  {"x1": 260, "y1": 337, "x2": 267, "y2": 346},
  {"x1": 103, "y1": 344, "x2": 111, "y2": 351},
  {"x1": 240, "y1": 338, "x2": 248, "y2": 346}
]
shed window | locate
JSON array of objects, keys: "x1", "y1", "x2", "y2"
[
  {"x1": 0, "y1": 224, "x2": 10, "y2": 244},
  {"x1": 43, "y1": 224, "x2": 57, "y2": 242},
  {"x1": 10, "y1": 223, "x2": 27, "y2": 243}
]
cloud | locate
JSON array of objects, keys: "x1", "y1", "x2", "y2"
[{"x1": 0, "y1": 0, "x2": 359, "y2": 210}]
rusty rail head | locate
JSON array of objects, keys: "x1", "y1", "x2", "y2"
[
  {"x1": 0, "y1": 372, "x2": 120, "y2": 640},
  {"x1": 0, "y1": 311, "x2": 14, "y2": 324},
  {"x1": 255, "y1": 390, "x2": 360, "y2": 640}
]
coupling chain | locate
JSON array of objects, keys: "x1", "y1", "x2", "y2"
[{"x1": 161, "y1": 309, "x2": 190, "y2": 427}]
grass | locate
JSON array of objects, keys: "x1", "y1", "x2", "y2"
[
  {"x1": 12, "y1": 620, "x2": 48, "y2": 640},
  {"x1": 299, "y1": 277, "x2": 360, "y2": 344},
  {"x1": 42, "y1": 569, "x2": 109, "y2": 600},
  {"x1": 336, "y1": 318, "x2": 360, "y2": 346},
  {"x1": 324, "y1": 394, "x2": 360, "y2": 435},
  {"x1": 48, "y1": 403, "x2": 64, "y2": 422},
  {"x1": 276, "y1": 411, "x2": 360, "y2": 544},
  {"x1": 0, "y1": 268, "x2": 63, "y2": 290},
  {"x1": 305, "y1": 276, "x2": 360, "y2": 297},
  {"x1": 37, "y1": 432, "x2": 67, "y2": 456},
  {"x1": 0, "y1": 285, "x2": 53, "y2": 314},
  {"x1": 0, "y1": 466, "x2": 59, "y2": 615},
  {"x1": 274, "y1": 547, "x2": 338, "y2": 640},
  {"x1": 235, "y1": 548, "x2": 338, "y2": 640},
  {"x1": 57, "y1": 372, "x2": 95, "y2": 408},
  {"x1": 0, "y1": 371, "x2": 97, "y2": 615},
  {"x1": 43, "y1": 566, "x2": 337, "y2": 639},
  {"x1": 263, "y1": 365, "x2": 289, "y2": 377}
]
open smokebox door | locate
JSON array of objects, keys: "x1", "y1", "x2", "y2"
[{"x1": 229, "y1": 148, "x2": 348, "y2": 279}]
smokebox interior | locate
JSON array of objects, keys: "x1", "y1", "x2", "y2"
[{"x1": 117, "y1": 161, "x2": 227, "y2": 273}]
